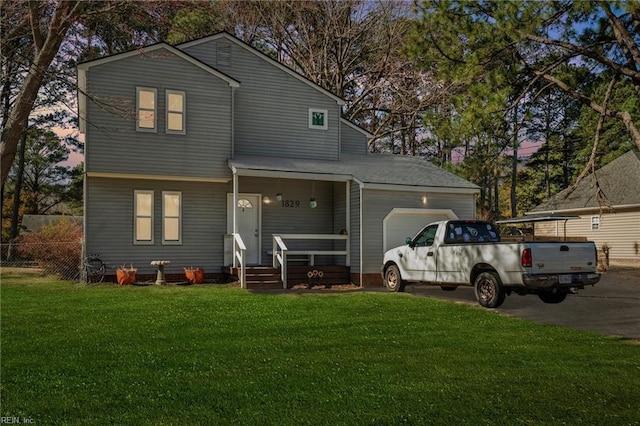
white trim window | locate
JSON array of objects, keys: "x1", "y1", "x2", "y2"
[
  {"x1": 163, "y1": 191, "x2": 182, "y2": 244},
  {"x1": 134, "y1": 190, "x2": 154, "y2": 244},
  {"x1": 136, "y1": 87, "x2": 157, "y2": 131},
  {"x1": 166, "y1": 89, "x2": 186, "y2": 134},
  {"x1": 591, "y1": 215, "x2": 600, "y2": 231},
  {"x1": 309, "y1": 108, "x2": 328, "y2": 130}
]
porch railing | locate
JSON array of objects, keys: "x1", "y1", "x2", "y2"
[
  {"x1": 272, "y1": 233, "x2": 349, "y2": 288},
  {"x1": 232, "y1": 233, "x2": 247, "y2": 289}
]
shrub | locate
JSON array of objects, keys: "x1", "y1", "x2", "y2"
[{"x1": 17, "y1": 218, "x2": 82, "y2": 279}]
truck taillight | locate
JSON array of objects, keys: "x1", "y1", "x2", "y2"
[{"x1": 521, "y1": 248, "x2": 532, "y2": 267}]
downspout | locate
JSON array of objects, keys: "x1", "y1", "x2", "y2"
[{"x1": 337, "y1": 109, "x2": 342, "y2": 160}]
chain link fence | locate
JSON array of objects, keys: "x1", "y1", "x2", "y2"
[{"x1": 1, "y1": 241, "x2": 82, "y2": 280}]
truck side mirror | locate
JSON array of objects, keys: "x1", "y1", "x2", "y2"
[{"x1": 405, "y1": 237, "x2": 413, "y2": 245}]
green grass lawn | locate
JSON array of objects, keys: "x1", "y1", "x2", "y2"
[{"x1": 1, "y1": 271, "x2": 639, "y2": 425}]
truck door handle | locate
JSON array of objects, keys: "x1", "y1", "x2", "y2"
[
  {"x1": 427, "y1": 252, "x2": 434, "y2": 257},
  {"x1": 560, "y1": 245, "x2": 569, "y2": 251}
]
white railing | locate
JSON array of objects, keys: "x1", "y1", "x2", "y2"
[
  {"x1": 232, "y1": 233, "x2": 247, "y2": 289},
  {"x1": 272, "y1": 235, "x2": 288, "y2": 288},
  {"x1": 272, "y1": 233, "x2": 349, "y2": 289}
]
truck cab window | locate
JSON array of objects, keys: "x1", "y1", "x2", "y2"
[{"x1": 414, "y1": 225, "x2": 438, "y2": 247}]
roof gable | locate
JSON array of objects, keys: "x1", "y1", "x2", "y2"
[
  {"x1": 178, "y1": 32, "x2": 345, "y2": 106},
  {"x1": 77, "y1": 43, "x2": 239, "y2": 87},
  {"x1": 531, "y1": 150, "x2": 640, "y2": 213},
  {"x1": 341, "y1": 118, "x2": 373, "y2": 139}
]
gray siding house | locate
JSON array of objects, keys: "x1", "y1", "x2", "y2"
[
  {"x1": 529, "y1": 150, "x2": 640, "y2": 264},
  {"x1": 78, "y1": 32, "x2": 479, "y2": 287}
]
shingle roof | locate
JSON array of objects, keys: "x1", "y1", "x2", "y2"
[
  {"x1": 229, "y1": 154, "x2": 479, "y2": 191},
  {"x1": 530, "y1": 150, "x2": 640, "y2": 213}
]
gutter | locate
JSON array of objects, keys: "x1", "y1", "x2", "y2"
[{"x1": 529, "y1": 203, "x2": 640, "y2": 215}]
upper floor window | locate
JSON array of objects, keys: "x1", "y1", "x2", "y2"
[
  {"x1": 163, "y1": 191, "x2": 182, "y2": 244},
  {"x1": 309, "y1": 108, "x2": 328, "y2": 130},
  {"x1": 591, "y1": 216, "x2": 600, "y2": 231},
  {"x1": 134, "y1": 190, "x2": 154, "y2": 244},
  {"x1": 137, "y1": 87, "x2": 157, "y2": 132},
  {"x1": 166, "y1": 90, "x2": 186, "y2": 134}
]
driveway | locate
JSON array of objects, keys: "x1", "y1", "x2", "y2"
[{"x1": 404, "y1": 265, "x2": 640, "y2": 341}]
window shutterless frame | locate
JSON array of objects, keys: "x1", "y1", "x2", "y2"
[
  {"x1": 162, "y1": 191, "x2": 182, "y2": 244},
  {"x1": 308, "y1": 108, "x2": 328, "y2": 130},
  {"x1": 166, "y1": 89, "x2": 186, "y2": 134},
  {"x1": 136, "y1": 87, "x2": 157, "y2": 132},
  {"x1": 134, "y1": 190, "x2": 154, "y2": 244}
]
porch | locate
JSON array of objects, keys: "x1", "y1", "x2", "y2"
[
  {"x1": 224, "y1": 265, "x2": 351, "y2": 290},
  {"x1": 224, "y1": 232, "x2": 351, "y2": 289}
]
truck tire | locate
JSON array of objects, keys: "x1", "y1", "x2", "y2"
[
  {"x1": 474, "y1": 271, "x2": 506, "y2": 308},
  {"x1": 538, "y1": 290, "x2": 568, "y2": 304},
  {"x1": 384, "y1": 265, "x2": 405, "y2": 292}
]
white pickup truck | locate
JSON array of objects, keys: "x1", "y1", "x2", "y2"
[{"x1": 381, "y1": 220, "x2": 601, "y2": 308}]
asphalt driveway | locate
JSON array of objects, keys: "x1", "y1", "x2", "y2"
[{"x1": 404, "y1": 265, "x2": 640, "y2": 341}]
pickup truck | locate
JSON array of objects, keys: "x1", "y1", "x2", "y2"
[{"x1": 381, "y1": 220, "x2": 601, "y2": 308}]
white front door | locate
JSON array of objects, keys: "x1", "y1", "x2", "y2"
[{"x1": 227, "y1": 194, "x2": 261, "y2": 265}]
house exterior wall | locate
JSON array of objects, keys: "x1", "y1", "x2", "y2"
[
  {"x1": 360, "y1": 189, "x2": 476, "y2": 280},
  {"x1": 237, "y1": 177, "x2": 337, "y2": 264},
  {"x1": 182, "y1": 38, "x2": 342, "y2": 161},
  {"x1": 81, "y1": 35, "x2": 480, "y2": 286},
  {"x1": 85, "y1": 177, "x2": 228, "y2": 277},
  {"x1": 535, "y1": 208, "x2": 640, "y2": 260},
  {"x1": 340, "y1": 121, "x2": 368, "y2": 154},
  {"x1": 84, "y1": 48, "x2": 233, "y2": 179}
]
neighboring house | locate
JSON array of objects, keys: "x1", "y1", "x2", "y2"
[
  {"x1": 528, "y1": 150, "x2": 640, "y2": 264},
  {"x1": 77, "y1": 32, "x2": 479, "y2": 286}
]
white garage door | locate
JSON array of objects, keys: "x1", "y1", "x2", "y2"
[{"x1": 383, "y1": 209, "x2": 458, "y2": 252}]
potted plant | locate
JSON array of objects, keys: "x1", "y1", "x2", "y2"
[
  {"x1": 117, "y1": 264, "x2": 137, "y2": 285},
  {"x1": 184, "y1": 267, "x2": 205, "y2": 284}
]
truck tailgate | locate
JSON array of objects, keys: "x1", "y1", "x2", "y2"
[{"x1": 529, "y1": 242, "x2": 597, "y2": 274}]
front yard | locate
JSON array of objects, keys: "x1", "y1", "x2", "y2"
[{"x1": 1, "y1": 270, "x2": 638, "y2": 425}]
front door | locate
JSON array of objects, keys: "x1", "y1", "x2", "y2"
[{"x1": 227, "y1": 194, "x2": 261, "y2": 265}]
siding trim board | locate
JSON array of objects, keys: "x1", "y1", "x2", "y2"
[{"x1": 86, "y1": 172, "x2": 230, "y2": 183}]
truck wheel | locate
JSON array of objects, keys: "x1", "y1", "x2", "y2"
[
  {"x1": 384, "y1": 265, "x2": 405, "y2": 292},
  {"x1": 538, "y1": 290, "x2": 568, "y2": 304},
  {"x1": 474, "y1": 271, "x2": 506, "y2": 308}
]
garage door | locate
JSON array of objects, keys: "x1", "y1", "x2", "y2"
[{"x1": 383, "y1": 209, "x2": 458, "y2": 252}]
